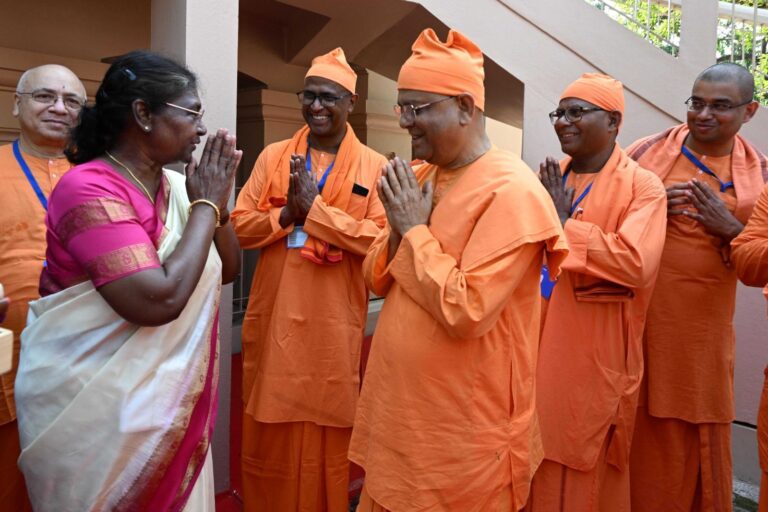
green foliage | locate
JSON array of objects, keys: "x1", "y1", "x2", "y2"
[
  {"x1": 586, "y1": 0, "x2": 768, "y2": 104},
  {"x1": 586, "y1": 0, "x2": 682, "y2": 54},
  {"x1": 717, "y1": 17, "x2": 768, "y2": 103}
]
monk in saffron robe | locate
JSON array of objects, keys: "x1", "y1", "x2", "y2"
[
  {"x1": 627, "y1": 62, "x2": 767, "y2": 512},
  {"x1": 731, "y1": 183, "x2": 768, "y2": 512},
  {"x1": 527, "y1": 74, "x2": 667, "y2": 512},
  {"x1": 231, "y1": 48, "x2": 387, "y2": 511},
  {"x1": 0, "y1": 65, "x2": 85, "y2": 511},
  {"x1": 350, "y1": 28, "x2": 568, "y2": 512}
]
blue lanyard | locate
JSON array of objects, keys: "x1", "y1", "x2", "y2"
[
  {"x1": 680, "y1": 145, "x2": 733, "y2": 193},
  {"x1": 305, "y1": 140, "x2": 336, "y2": 193},
  {"x1": 13, "y1": 140, "x2": 48, "y2": 210},
  {"x1": 562, "y1": 169, "x2": 594, "y2": 215},
  {"x1": 540, "y1": 169, "x2": 595, "y2": 299}
]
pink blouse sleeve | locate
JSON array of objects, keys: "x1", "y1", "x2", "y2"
[{"x1": 47, "y1": 165, "x2": 162, "y2": 288}]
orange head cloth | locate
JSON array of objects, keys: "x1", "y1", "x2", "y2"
[
  {"x1": 397, "y1": 28, "x2": 485, "y2": 111},
  {"x1": 560, "y1": 72, "x2": 625, "y2": 129},
  {"x1": 305, "y1": 47, "x2": 357, "y2": 94}
]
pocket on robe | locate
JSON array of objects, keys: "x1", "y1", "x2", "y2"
[
  {"x1": 574, "y1": 282, "x2": 633, "y2": 302},
  {"x1": 345, "y1": 193, "x2": 368, "y2": 220}
]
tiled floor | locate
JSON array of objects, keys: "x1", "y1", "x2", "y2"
[{"x1": 216, "y1": 336, "x2": 373, "y2": 512}]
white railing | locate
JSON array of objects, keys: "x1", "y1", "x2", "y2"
[
  {"x1": 585, "y1": 0, "x2": 768, "y2": 103},
  {"x1": 585, "y1": 0, "x2": 681, "y2": 56},
  {"x1": 717, "y1": 1, "x2": 768, "y2": 102}
]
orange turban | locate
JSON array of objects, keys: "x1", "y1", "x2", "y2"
[
  {"x1": 305, "y1": 47, "x2": 357, "y2": 94},
  {"x1": 398, "y1": 28, "x2": 485, "y2": 111},
  {"x1": 560, "y1": 73, "x2": 625, "y2": 124}
]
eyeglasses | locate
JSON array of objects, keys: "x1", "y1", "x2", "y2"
[
  {"x1": 684, "y1": 97, "x2": 753, "y2": 113},
  {"x1": 165, "y1": 102, "x2": 205, "y2": 120},
  {"x1": 17, "y1": 90, "x2": 85, "y2": 111},
  {"x1": 548, "y1": 106, "x2": 605, "y2": 125},
  {"x1": 296, "y1": 91, "x2": 351, "y2": 107},
  {"x1": 394, "y1": 96, "x2": 457, "y2": 120}
]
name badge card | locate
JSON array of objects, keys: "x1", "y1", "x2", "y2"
[{"x1": 287, "y1": 226, "x2": 309, "y2": 249}]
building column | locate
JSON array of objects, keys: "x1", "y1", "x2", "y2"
[
  {"x1": 679, "y1": 0, "x2": 718, "y2": 72},
  {"x1": 521, "y1": 85, "x2": 556, "y2": 171},
  {"x1": 150, "y1": 0, "x2": 239, "y2": 494}
]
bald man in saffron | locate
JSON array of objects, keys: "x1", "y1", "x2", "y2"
[
  {"x1": 0, "y1": 64, "x2": 85, "y2": 511},
  {"x1": 627, "y1": 62, "x2": 767, "y2": 512}
]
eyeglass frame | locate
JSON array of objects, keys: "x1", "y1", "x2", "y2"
[
  {"x1": 394, "y1": 96, "x2": 458, "y2": 120},
  {"x1": 684, "y1": 96, "x2": 754, "y2": 113},
  {"x1": 165, "y1": 101, "x2": 205, "y2": 120},
  {"x1": 16, "y1": 89, "x2": 86, "y2": 111},
  {"x1": 296, "y1": 90, "x2": 352, "y2": 108},
  {"x1": 548, "y1": 106, "x2": 605, "y2": 125}
]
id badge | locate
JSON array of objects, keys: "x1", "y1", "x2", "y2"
[
  {"x1": 287, "y1": 225, "x2": 309, "y2": 249},
  {"x1": 540, "y1": 264, "x2": 557, "y2": 299}
]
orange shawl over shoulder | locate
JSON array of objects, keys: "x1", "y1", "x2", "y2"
[
  {"x1": 628, "y1": 124, "x2": 767, "y2": 424},
  {"x1": 537, "y1": 144, "x2": 667, "y2": 472},
  {"x1": 627, "y1": 123, "x2": 767, "y2": 223},
  {"x1": 256, "y1": 124, "x2": 361, "y2": 264}
]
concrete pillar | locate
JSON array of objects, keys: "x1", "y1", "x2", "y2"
[
  {"x1": 150, "y1": 0, "x2": 239, "y2": 493},
  {"x1": 361, "y1": 70, "x2": 411, "y2": 160},
  {"x1": 522, "y1": 86, "x2": 557, "y2": 171},
  {"x1": 679, "y1": 0, "x2": 718, "y2": 72},
  {"x1": 257, "y1": 89, "x2": 305, "y2": 148}
]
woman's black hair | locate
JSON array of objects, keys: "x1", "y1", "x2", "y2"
[{"x1": 65, "y1": 50, "x2": 198, "y2": 164}]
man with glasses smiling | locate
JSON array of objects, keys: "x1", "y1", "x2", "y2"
[
  {"x1": 626, "y1": 63, "x2": 766, "y2": 512},
  {"x1": 349, "y1": 28, "x2": 568, "y2": 512},
  {"x1": 232, "y1": 47, "x2": 387, "y2": 511},
  {"x1": 0, "y1": 63, "x2": 84, "y2": 511},
  {"x1": 529, "y1": 73, "x2": 666, "y2": 512}
]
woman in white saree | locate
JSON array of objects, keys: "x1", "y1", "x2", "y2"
[{"x1": 14, "y1": 51, "x2": 242, "y2": 512}]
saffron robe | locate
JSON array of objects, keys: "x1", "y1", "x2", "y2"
[
  {"x1": 231, "y1": 125, "x2": 386, "y2": 511},
  {"x1": 0, "y1": 142, "x2": 70, "y2": 511},
  {"x1": 530, "y1": 144, "x2": 667, "y2": 511},
  {"x1": 626, "y1": 124, "x2": 767, "y2": 511},
  {"x1": 627, "y1": 124, "x2": 767, "y2": 423},
  {"x1": 349, "y1": 147, "x2": 568, "y2": 512},
  {"x1": 731, "y1": 183, "x2": 768, "y2": 512}
]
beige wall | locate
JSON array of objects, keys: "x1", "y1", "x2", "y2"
[
  {"x1": 0, "y1": 0, "x2": 150, "y2": 62},
  {"x1": 0, "y1": 0, "x2": 150, "y2": 141},
  {"x1": 364, "y1": 70, "x2": 412, "y2": 159},
  {"x1": 487, "y1": 117, "x2": 522, "y2": 156}
]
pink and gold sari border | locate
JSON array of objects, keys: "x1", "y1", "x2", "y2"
[
  {"x1": 56, "y1": 197, "x2": 138, "y2": 246},
  {"x1": 85, "y1": 243, "x2": 161, "y2": 285},
  {"x1": 109, "y1": 306, "x2": 219, "y2": 512}
]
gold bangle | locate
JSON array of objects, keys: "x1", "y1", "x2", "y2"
[{"x1": 189, "y1": 199, "x2": 221, "y2": 227}]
